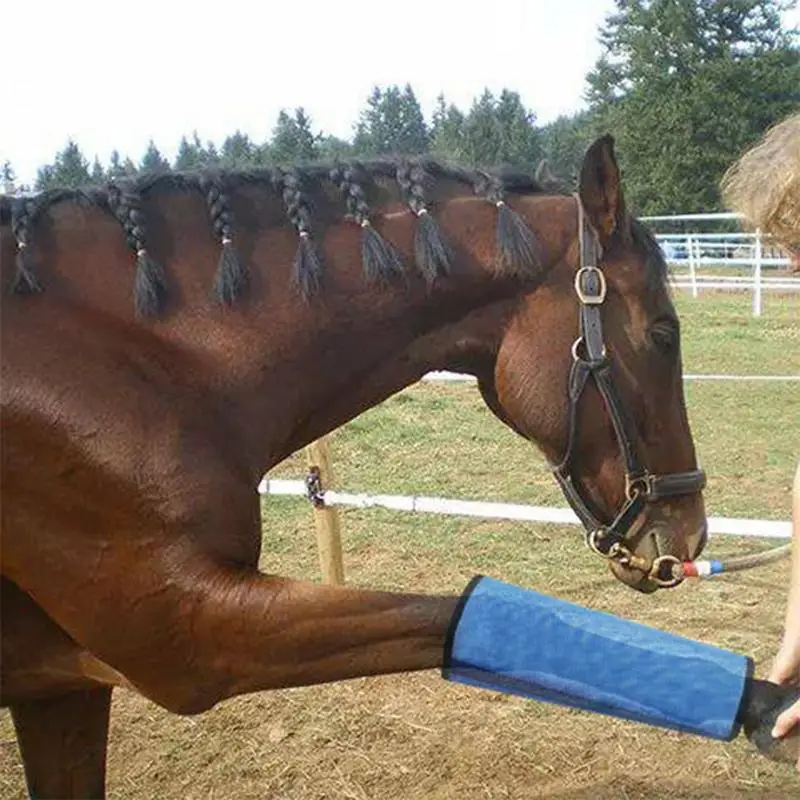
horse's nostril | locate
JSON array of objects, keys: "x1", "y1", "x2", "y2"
[
  {"x1": 692, "y1": 522, "x2": 708, "y2": 560},
  {"x1": 648, "y1": 520, "x2": 707, "y2": 562}
]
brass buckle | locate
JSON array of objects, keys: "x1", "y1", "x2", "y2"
[{"x1": 575, "y1": 266, "x2": 607, "y2": 305}]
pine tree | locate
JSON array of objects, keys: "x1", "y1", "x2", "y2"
[
  {"x1": 353, "y1": 87, "x2": 385, "y2": 154},
  {"x1": 539, "y1": 111, "x2": 595, "y2": 188},
  {"x1": 139, "y1": 140, "x2": 170, "y2": 175},
  {"x1": 353, "y1": 84, "x2": 430, "y2": 155},
  {"x1": 252, "y1": 143, "x2": 272, "y2": 166},
  {"x1": 2, "y1": 160, "x2": 15, "y2": 193},
  {"x1": 203, "y1": 141, "x2": 220, "y2": 166},
  {"x1": 122, "y1": 157, "x2": 138, "y2": 177},
  {"x1": 35, "y1": 165, "x2": 56, "y2": 191},
  {"x1": 587, "y1": 0, "x2": 800, "y2": 214},
  {"x1": 460, "y1": 89, "x2": 542, "y2": 169},
  {"x1": 463, "y1": 90, "x2": 503, "y2": 166},
  {"x1": 495, "y1": 89, "x2": 542, "y2": 168},
  {"x1": 397, "y1": 84, "x2": 430, "y2": 154},
  {"x1": 175, "y1": 134, "x2": 204, "y2": 171},
  {"x1": 35, "y1": 140, "x2": 92, "y2": 190},
  {"x1": 431, "y1": 94, "x2": 467, "y2": 163},
  {"x1": 59, "y1": 141, "x2": 92, "y2": 186},
  {"x1": 270, "y1": 108, "x2": 319, "y2": 166},
  {"x1": 317, "y1": 135, "x2": 353, "y2": 161},
  {"x1": 90, "y1": 157, "x2": 105, "y2": 184},
  {"x1": 107, "y1": 150, "x2": 128, "y2": 180},
  {"x1": 220, "y1": 131, "x2": 256, "y2": 168}
]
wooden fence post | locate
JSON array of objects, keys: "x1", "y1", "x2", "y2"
[{"x1": 305, "y1": 436, "x2": 345, "y2": 585}]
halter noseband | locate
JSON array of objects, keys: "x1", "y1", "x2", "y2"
[{"x1": 550, "y1": 197, "x2": 707, "y2": 587}]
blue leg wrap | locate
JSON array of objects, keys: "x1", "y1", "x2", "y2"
[{"x1": 442, "y1": 576, "x2": 752, "y2": 741}]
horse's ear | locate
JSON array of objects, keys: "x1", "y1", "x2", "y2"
[{"x1": 579, "y1": 135, "x2": 627, "y2": 245}]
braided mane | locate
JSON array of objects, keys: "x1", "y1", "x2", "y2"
[{"x1": 4, "y1": 157, "x2": 548, "y2": 317}]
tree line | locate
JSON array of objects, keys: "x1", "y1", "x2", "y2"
[
  {"x1": 3, "y1": 87, "x2": 546, "y2": 192},
  {"x1": 3, "y1": 1, "x2": 798, "y2": 215}
]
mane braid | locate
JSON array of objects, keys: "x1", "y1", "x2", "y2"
[
  {"x1": 7, "y1": 188, "x2": 102, "y2": 294},
  {"x1": 395, "y1": 159, "x2": 452, "y2": 284},
  {"x1": 199, "y1": 174, "x2": 248, "y2": 305},
  {"x1": 106, "y1": 180, "x2": 167, "y2": 317},
  {"x1": 1, "y1": 156, "x2": 551, "y2": 312},
  {"x1": 279, "y1": 169, "x2": 323, "y2": 299},
  {"x1": 329, "y1": 162, "x2": 405, "y2": 285},
  {"x1": 473, "y1": 172, "x2": 542, "y2": 276}
]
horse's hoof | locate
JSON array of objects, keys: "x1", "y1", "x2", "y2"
[{"x1": 739, "y1": 678, "x2": 800, "y2": 765}]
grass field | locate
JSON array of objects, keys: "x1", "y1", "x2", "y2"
[{"x1": 1, "y1": 291, "x2": 799, "y2": 799}]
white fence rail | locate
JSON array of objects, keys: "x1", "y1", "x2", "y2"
[
  {"x1": 641, "y1": 212, "x2": 799, "y2": 316},
  {"x1": 421, "y1": 371, "x2": 800, "y2": 383},
  {"x1": 259, "y1": 478, "x2": 791, "y2": 540}
]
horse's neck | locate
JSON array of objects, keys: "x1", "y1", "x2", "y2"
[
  {"x1": 174, "y1": 192, "x2": 571, "y2": 478},
  {"x1": 209, "y1": 270, "x2": 519, "y2": 477}
]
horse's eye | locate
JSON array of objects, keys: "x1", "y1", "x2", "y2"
[{"x1": 649, "y1": 318, "x2": 679, "y2": 356}]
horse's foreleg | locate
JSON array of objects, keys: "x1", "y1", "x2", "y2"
[
  {"x1": 209, "y1": 572, "x2": 462, "y2": 705},
  {"x1": 16, "y1": 538, "x2": 462, "y2": 715},
  {"x1": 130, "y1": 568, "x2": 462, "y2": 714},
  {"x1": 10, "y1": 687, "x2": 112, "y2": 799}
]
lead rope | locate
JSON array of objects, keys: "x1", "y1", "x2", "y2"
[{"x1": 676, "y1": 542, "x2": 791, "y2": 579}]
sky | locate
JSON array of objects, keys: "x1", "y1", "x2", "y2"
[{"x1": 2, "y1": 0, "x2": 798, "y2": 187}]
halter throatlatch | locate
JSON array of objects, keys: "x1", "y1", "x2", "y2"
[{"x1": 550, "y1": 197, "x2": 707, "y2": 587}]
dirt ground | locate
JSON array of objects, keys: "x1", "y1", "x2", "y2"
[{"x1": 1, "y1": 526, "x2": 797, "y2": 800}]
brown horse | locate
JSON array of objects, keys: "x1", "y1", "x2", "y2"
[{"x1": 1, "y1": 136, "x2": 709, "y2": 797}]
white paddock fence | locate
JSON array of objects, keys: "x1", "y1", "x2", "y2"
[
  {"x1": 422, "y1": 372, "x2": 800, "y2": 383},
  {"x1": 642, "y1": 212, "x2": 800, "y2": 317},
  {"x1": 259, "y1": 477, "x2": 791, "y2": 540}
]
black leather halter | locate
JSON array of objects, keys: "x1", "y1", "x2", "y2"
[{"x1": 550, "y1": 197, "x2": 707, "y2": 585}]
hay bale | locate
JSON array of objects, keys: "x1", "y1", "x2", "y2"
[{"x1": 721, "y1": 113, "x2": 800, "y2": 254}]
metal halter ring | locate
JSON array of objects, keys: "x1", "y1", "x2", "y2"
[
  {"x1": 625, "y1": 472, "x2": 655, "y2": 502},
  {"x1": 648, "y1": 555, "x2": 684, "y2": 588},
  {"x1": 586, "y1": 528, "x2": 610, "y2": 556},
  {"x1": 571, "y1": 337, "x2": 607, "y2": 363},
  {"x1": 574, "y1": 266, "x2": 607, "y2": 305}
]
